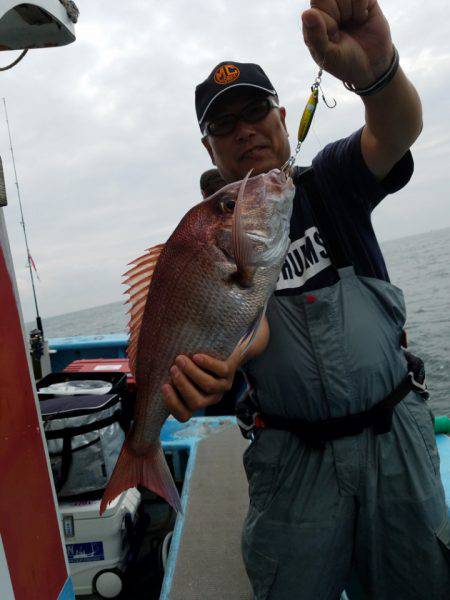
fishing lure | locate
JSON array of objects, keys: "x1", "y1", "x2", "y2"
[{"x1": 282, "y1": 65, "x2": 336, "y2": 174}]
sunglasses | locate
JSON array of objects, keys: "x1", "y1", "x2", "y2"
[{"x1": 203, "y1": 96, "x2": 279, "y2": 137}]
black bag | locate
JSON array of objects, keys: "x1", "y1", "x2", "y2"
[{"x1": 40, "y1": 392, "x2": 125, "y2": 498}]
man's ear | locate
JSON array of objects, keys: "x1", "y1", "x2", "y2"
[{"x1": 202, "y1": 136, "x2": 217, "y2": 165}]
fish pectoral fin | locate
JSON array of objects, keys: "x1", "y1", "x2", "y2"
[
  {"x1": 232, "y1": 169, "x2": 254, "y2": 277},
  {"x1": 236, "y1": 304, "x2": 267, "y2": 358},
  {"x1": 123, "y1": 243, "x2": 165, "y2": 377}
]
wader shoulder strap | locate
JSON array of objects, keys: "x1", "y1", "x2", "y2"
[{"x1": 296, "y1": 167, "x2": 351, "y2": 270}]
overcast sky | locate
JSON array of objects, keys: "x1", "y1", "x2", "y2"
[{"x1": 1, "y1": 0, "x2": 449, "y2": 322}]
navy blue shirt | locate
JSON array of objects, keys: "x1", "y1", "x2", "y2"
[
  {"x1": 225, "y1": 129, "x2": 415, "y2": 420},
  {"x1": 275, "y1": 128, "x2": 414, "y2": 296}
]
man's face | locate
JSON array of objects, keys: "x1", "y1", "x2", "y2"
[{"x1": 202, "y1": 89, "x2": 291, "y2": 183}]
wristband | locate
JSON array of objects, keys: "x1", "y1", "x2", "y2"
[{"x1": 343, "y1": 46, "x2": 399, "y2": 97}]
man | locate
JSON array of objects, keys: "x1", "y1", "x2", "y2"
[
  {"x1": 200, "y1": 168, "x2": 226, "y2": 198},
  {"x1": 162, "y1": 1, "x2": 450, "y2": 598}
]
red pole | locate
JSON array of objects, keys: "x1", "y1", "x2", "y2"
[{"x1": 0, "y1": 213, "x2": 72, "y2": 599}]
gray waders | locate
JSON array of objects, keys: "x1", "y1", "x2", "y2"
[
  {"x1": 241, "y1": 171, "x2": 450, "y2": 599},
  {"x1": 242, "y1": 269, "x2": 450, "y2": 599}
]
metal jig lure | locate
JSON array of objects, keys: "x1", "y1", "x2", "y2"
[{"x1": 282, "y1": 64, "x2": 336, "y2": 175}]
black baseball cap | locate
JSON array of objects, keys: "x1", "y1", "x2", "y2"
[{"x1": 195, "y1": 61, "x2": 277, "y2": 129}]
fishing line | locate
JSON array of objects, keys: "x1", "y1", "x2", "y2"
[
  {"x1": 311, "y1": 122, "x2": 323, "y2": 152},
  {"x1": 3, "y1": 97, "x2": 43, "y2": 334}
]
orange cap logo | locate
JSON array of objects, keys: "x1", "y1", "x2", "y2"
[{"x1": 214, "y1": 64, "x2": 240, "y2": 85}]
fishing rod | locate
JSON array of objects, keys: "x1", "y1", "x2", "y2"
[{"x1": 2, "y1": 97, "x2": 43, "y2": 336}]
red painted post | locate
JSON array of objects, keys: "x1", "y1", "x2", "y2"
[{"x1": 0, "y1": 216, "x2": 72, "y2": 599}]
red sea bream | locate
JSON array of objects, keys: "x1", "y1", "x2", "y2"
[{"x1": 100, "y1": 169, "x2": 294, "y2": 514}]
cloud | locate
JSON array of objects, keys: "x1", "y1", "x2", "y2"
[{"x1": 1, "y1": 0, "x2": 449, "y2": 321}]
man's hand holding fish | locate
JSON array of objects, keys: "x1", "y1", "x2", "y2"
[{"x1": 162, "y1": 320, "x2": 269, "y2": 423}]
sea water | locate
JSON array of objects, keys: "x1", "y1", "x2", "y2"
[{"x1": 29, "y1": 227, "x2": 450, "y2": 414}]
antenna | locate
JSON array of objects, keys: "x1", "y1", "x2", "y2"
[{"x1": 3, "y1": 97, "x2": 43, "y2": 335}]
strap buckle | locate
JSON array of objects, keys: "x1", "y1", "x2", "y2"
[{"x1": 408, "y1": 371, "x2": 429, "y2": 399}]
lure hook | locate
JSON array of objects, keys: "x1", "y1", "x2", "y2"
[
  {"x1": 314, "y1": 55, "x2": 336, "y2": 109},
  {"x1": 320, "y1": 86, "x2": 337, "y2": 109}
]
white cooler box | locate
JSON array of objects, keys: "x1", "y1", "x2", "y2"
[{"x1": 59, "y1": 488, "x2": 141, "y2": 598}]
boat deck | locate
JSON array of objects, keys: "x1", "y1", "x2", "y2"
[{"x1": 165, "y1": 423, "x2": 252, "y2": 599}]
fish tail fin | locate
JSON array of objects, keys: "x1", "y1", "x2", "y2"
[{"x1": 100, "y1": 438, "x2": 182, "y2": 515}]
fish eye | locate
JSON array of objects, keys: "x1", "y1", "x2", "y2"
[{"x1": 220, "y1": 198, "x2": 235, "y2": 213}]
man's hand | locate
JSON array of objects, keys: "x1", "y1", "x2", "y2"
[
  {"x1": 162, "y1": 349, "x2": 241, "y2": 422},
  {"x1": 302, "y1": 0, "x2": 422, "y2": 181},
  {"x1": 301, "y1": 0, "x2": 393, "y2": 89},
  {"x1": 162, "y1": 316, "x2": 269, "y2": 423}
]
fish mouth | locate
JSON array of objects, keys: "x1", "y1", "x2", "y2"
[
  {"x1": 246, "y1": 209, "x2": 290, "y2": 241},
  {"x1": 245, "y1": 216, "x2": 290, "y2": 263},
  {"x1": 219, "y1": 228, "x2": 283, "y2": 264},
  {"x1": 246, "y1": 231, "x2": 269, "y2": 243}
]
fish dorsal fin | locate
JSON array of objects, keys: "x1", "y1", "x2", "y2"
[{"x1": 124, "y1": 243, "x2": 164, "y2": 377}]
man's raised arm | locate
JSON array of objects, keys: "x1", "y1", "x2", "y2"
[{"x1": 301, "y1": 0, "x2": 422, "y2": 181}]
